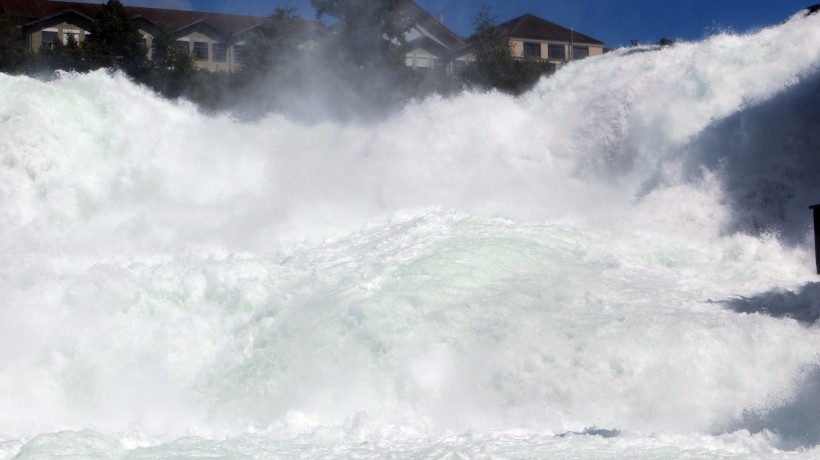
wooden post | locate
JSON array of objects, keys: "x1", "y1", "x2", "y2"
[{"x1": 810, "y1": 204, "x2": 820, "y2": 274}]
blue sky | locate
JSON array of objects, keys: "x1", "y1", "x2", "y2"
[{"x1": 61, "y1": 0, "x2": 816, "y2": 47}]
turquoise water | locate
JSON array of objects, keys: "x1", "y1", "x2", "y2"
[{"x1": 2, "y1": 10, "x2": 820, "y2": 459}]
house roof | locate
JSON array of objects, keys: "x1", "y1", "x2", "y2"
[
  {"x1": 404, "y1": 35, "x2": 452, "y2": 57},
  {"x1": 0, "y1": 0, "x2": 57, "y2": 19},
  {"x1": 400, "y1": 0, "x2": 464, "y2": 51},
  {"x1": 496, "y1": 13, "x2": 603, "y2": 45},
  {"x1": 0, "y1": 0, "x2": 330, "y2": 38}
]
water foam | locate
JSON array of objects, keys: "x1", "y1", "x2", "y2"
[{"x1": 2, "y1": 10, "x2": 820, "y2": 459}]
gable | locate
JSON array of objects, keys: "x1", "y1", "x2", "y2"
[
  {"x1": 175, "y1": 20, "x2": 229, "y2": 41},
  {"x1": 404, "y1": 34, "x2": 450, "y2": 58},
  {"x1": 400, "y1": 0, "x2": 464, "y2": 51},
  {"x1": 24, "y1": 9, "x2": 93, "y2": 33}
]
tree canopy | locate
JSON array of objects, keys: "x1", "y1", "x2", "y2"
[
  {"x1": 239, "y1": 7, "x2": 300, "y2": 79},
  {"x1": 461, "y1": 6, "x2": 553, "y2": 95},
  {"x1": 311, "y1": 0, "x2": 412, "y2": 69},
  {"x1": 84, "y1": 0, "x2": 147, "y2": 75},
  {"x1": 0, "y1": 13, "x2": 29, "y2": 73},
  {"x1": 140, "y1": 25, "x2": 193, "y2": 98}
]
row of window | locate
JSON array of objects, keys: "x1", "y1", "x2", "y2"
[
  {"x1": 523, "y1": 42, "x2": 590, "y2": 61},
  {"x1": 40, "y1": 30, "x2": 242, "y2": 64},
  {"x1": 40, "y1": 29, "x2": 84, "y2": 49},
  {"x1": 176, "y1": 41, "x2": 231, "y2": 62},
  {"x1": 149, "y1": 39, "x2": 245, "y2": 63}
]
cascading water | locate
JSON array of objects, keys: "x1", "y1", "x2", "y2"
[{"x1": 3, "y1": 9, "x2": 820, "y2": 459}]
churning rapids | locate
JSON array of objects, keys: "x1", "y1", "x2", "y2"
[{"x1": 3, "y1": 10, "x2": 820, "y2": 460}]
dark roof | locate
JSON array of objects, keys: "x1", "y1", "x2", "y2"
[
  {"x1": 496, "y1": 13, "x2": 603, "y2": 45},
  {"x1": 0, "y1": 0, "x2": 58, "y2": 19},
  {"x1": 0, "y1": 0, "x2": 330, "y2": 37}
]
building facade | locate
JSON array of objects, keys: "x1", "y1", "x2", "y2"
[
  {"x1": 399, "y1": 1, "x2": 466, "y2": 76},
  {"x1": 457, "y1": 13, "x2": 605, "y2": 68},
  {"x1": 395, "y1": 7, "x2": 605, "y2": 77}
]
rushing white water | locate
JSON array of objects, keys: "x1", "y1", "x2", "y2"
[{"x1": 3, "y1": 10, "x2": 820, "y2": 459}]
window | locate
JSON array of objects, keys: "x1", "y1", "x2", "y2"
[
  {"x1": 572, "y1": 46, "x2": 589, "y2": 60},
  {"x1": 139, "y1": 37, "x2": 148, "y2": 49},
  {"x1": 415, "y1": 57, "x2": 431, "y2": 68},
  {"x1": 41, "y1": 30, "x2": 58, "y2": 49},
  {"x1": 212, "y1": 42, "x2": 227, "y2": 62},
  {"x1": 523, "y1": 42, "x2": 541, "y2": 58},
  {"x1": 234, "y1": 44, "x2": 245, "y2": 64},
  {"x1": 548, "y1": 44, "x2": 566, "y2": 61},
  {"x1": 151, "y1": 41, "x2": 162, "y2": 59},
  {"x1": 63, "y1": 29, "x2": 80, "y2": 45},
  {"x1": 193, "y1": 41, "x2": 208, "y2": 61},
  {"x1": 176, "y1": 40, "x2": 189, "y2": 54},
  {"x1": 452, "y1": 59, "x2": 466, "y2": 76}
]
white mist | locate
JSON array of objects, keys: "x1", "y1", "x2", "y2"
[{"x1": 2, "y1": 11, "x2": 820, "y2": 460}]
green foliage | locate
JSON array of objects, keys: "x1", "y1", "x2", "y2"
[
  {"x1": 139, "y1": 25, "x2": 193, "y2": 98},
  {"x1": 85, "y1": 0, "x2": 147, "y2": 75},
  {"x1": 308, "y1": 0, "x2": 419, "y2": 116},
  {"x1": 239, "y1": 7, "x2": 300, "y2": 79},
  {"x1": 657, "y1": 37, "x2": 676, "y2": 47},
  {"x1": 0, "y1": 13, "x2": 30, "y2": 73},
  {"x1": 312, "y1": 0, "x2": 411, "y2": 69},
  {"x1": 225, "y1": 8, "x2": 307, "y2": 118},
  {"x1": 179, "y1": 68, "x2": 231, "y2": 112},
  {"x1": 461, "y1": 5, "x2": 553, "y2": 95},
  {"x1": 38, "y1": 33, "x2": 86, "y2": 72}
]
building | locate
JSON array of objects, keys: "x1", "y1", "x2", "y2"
[
  {"x1": 457, "y1": 13, "x2": 605, "y2": 67},
  {"x1": 0, "y1": 0, "x2": 330, "y2": 73},
  {"x1": 0, "y1": 0, "x2": 604, "y2": 75},
  {"x1": 398, "y1": 1, "x2": 465, "y2": 76},
  {"x1": 501, "y1": 13, "x2": 605, "y2": 64},
  {"x1": 394, "y1": 6, "x2": 605, "y2": 77}
]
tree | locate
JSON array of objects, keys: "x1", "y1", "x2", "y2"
[
  {"x1": 312, "y1": 0, "x2": 412, "y2": 69},
  {"x1": 461, "y1": 5, "x2": 552, "y2": 95},
  {"x1": 239, "y1": 7, "x2": 300, "y2": 79},
  {"x1": 139, "y1": 25, "x2": 193, "y2": 98},
  {"x1": 39, "y1": 33, "x2": 86, "y2": 72},
  {"x1": 0, "y1": 13, "x2": 30, "y2": 73},
  {"x1": 307, "y1": 0, "x2": 418, "y2": 116},
  {"x1": 83, "y1": 0, "x2": 147, "y2": 75},
  {"x1": 657, "y1": 37, "x2": 676, "y2": 47}
]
